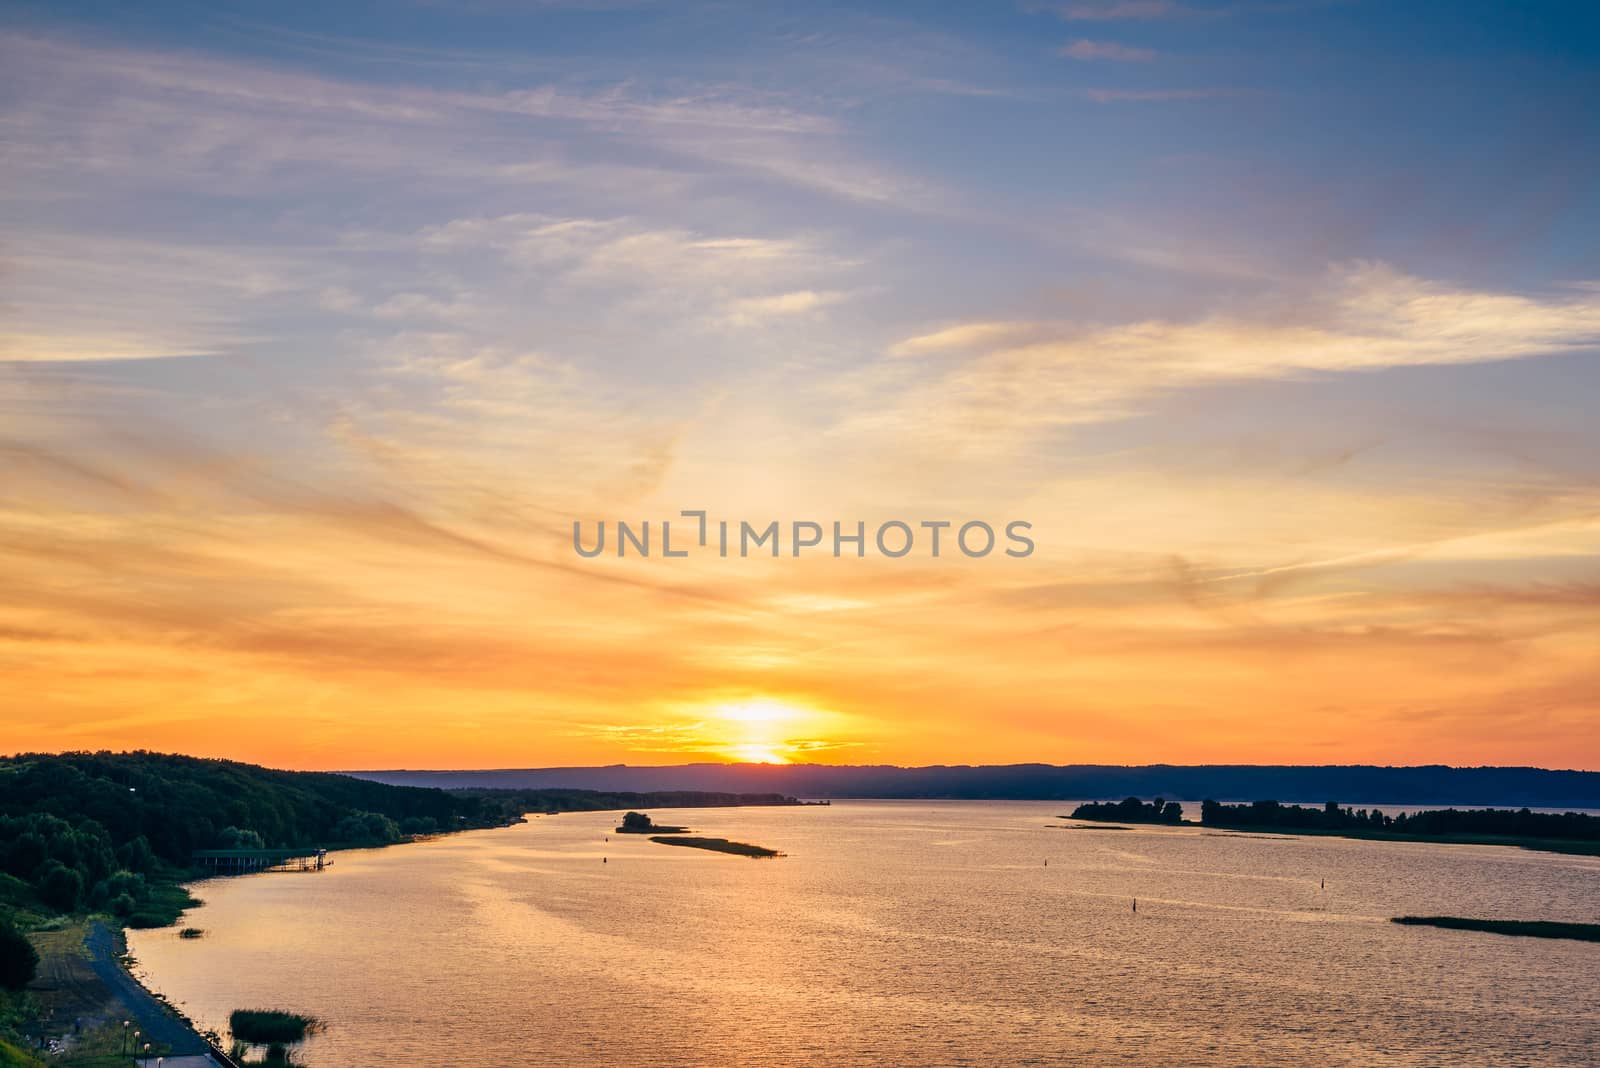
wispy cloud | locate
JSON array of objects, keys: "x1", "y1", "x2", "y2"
[
  {"x1": 867, "y1": 262, "x2": 1600, "y2": 440},
  {"x1": 1059, "y1": 39, "x2": 1158, "y2": 61},
  {"x1": 1052, "y1": 0, "x2": 1331, "y2": 19},
  {"x1": 1054, "y1": 1, "x2": 1191, "y2": 20},
  {"x1": 0, "y1": 32, "x2": 922, "y2": 207},
  {"x1": 1079, "y1": 87, "x2": 1239, "y2": 102},
  {"x1": 722, "y1": 289, "x2": 851, "y2": 325}
]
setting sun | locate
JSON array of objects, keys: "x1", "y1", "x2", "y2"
[
  {"x1": 711, "y1": 699, "x2": 809, "y2": 764},
  {"x1": 726, "y1": 744, "x2": 789, "y2": 765}
]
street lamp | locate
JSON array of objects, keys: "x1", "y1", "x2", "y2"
[
  {"x1": 121, "y1": 1021, "x2": 129, "y2": 1055},
  {"x1": 142, "y1": 1040, "x2": 150, "y2": 1066}
]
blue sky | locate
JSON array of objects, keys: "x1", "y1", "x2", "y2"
[{"x1": 1, "y1": 1, "x2": 1598, "y2": 768}]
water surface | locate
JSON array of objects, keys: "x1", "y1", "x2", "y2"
[{"x1": 130, "y1": 801, "x2": 1600, "y2": 1066}]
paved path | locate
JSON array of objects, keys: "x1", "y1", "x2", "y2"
[{"x1": 84, "y1": 921, "x2": 212, "y2": 1058}]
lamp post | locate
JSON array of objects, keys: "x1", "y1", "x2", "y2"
[
  {"x1": 121, "y1": 1020, "x2": 129, "y2": 1055},
  {"x1": 142, "y1": 1040, "x2": 150, "y2": 1066}
]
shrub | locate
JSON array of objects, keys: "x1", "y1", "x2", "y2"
[
  {"x1": 0, "y1": 921, "x2": 38, "y2": 991},
  {"x1": 229, "y1": 1009, "x2": 320, "y2": 1045}
]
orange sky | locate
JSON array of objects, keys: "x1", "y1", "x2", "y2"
[
  {"x1": 4, "y1": 407, "x2": 1597, "y2": 769},
  {"x1": 2, "y1": 15, "x2": 1598, "y2": 771}
]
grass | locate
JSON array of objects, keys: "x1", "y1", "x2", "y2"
[
  {"x1": 125, "y1": 880, "x2": 202, "y2": 930},
  {"x1": 1392, "y1": 916, "x2": 1600, "y2": 942},
  {"x1": 0, "y1": 1039, "x2": 47, "y2": 1068},
  {"x1": 229, "y1": 1009, "x2": 320, "y2": 1045},
  {"x1": 49, "y1": 1023, "x2": 164, "y2": 1068},
  {"x1": 649, "y1": 836, "x2": 782, "y2": 858},
  {"x1": 15, "y1": 921, "x2": 180, "y2": 1066}
]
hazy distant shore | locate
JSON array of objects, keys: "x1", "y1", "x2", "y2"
[{"x1": 351, "y1": 762, "x2": 1600, "y2": 809}]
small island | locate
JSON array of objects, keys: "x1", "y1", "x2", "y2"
[
  {"x1": 1066, "y1": 797, "x2": 1183, "y2": 825},
  {"x1": 615, "y1": 811, "x2": 689, "y2": 834},
  {"x1": 1392, "y1": 917, "x2": 1600, "y2": 943},
  {"x1": 648, "y1": 836, "x2": 782, "y2": 858}
]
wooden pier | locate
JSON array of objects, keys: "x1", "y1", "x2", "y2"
[{"x1": 191, "y1": 848, "x2": 328, "y2": 873}]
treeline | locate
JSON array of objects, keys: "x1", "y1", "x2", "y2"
[
  {"x1": 0, "y1": 751, "x2": 514, "y2": 925},
  {"x1": 1069, "y1": 797, "x2": 1183, "y2": 824},
  {"x1": 354, "y1": 763, "x2": 1600, "y2": 807},
  {"x1": 0, "y1": 752, "x2": 815, "y2": 928},
  {"x1": 1199, "y1": 799, "x2": 1600, "y2": 842}
]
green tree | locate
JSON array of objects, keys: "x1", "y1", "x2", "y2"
[
  {"x1": 37, "y1": 860, "x2": 84, "y2": 913},
  {"x1": 218, "y1": 826, "x2": 266, "y2": 850},
  {"x1": 0, "y1": 921, "x2": 38, "y2": 991},
  {"x1": 117, "y1": 835, "x2": 157, "y2": 873}
]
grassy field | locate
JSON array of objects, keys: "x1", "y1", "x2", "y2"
[
  {"x1": 15, "y1": 920, "x2": 180, "y2": 1066},
  {"x1": 0, "y1": 1039, "x2": 47, "y2": 1067}
]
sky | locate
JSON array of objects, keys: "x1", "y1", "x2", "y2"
[{"x1": 1, "y1": 0, "x2": 1598, "y2": 771}]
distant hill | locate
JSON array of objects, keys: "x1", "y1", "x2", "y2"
[{"x1": 350, "y1": 763, "x2": 1600, "y2": 808}]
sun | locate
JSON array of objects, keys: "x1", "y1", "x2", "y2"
[
  {"x1": 710, "y1": 698, "x2": 807, "y2": 764},
  {"x1": 727, "y1": 744, "x2": 790, "y2": 765}
]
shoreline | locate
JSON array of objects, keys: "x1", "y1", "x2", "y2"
[
  {"x1": 20, "y1": 917, "x2": 238, "y2": 1068},
  {"x1": 87, "y1": 921, "x2": 236, "y2": 1064}
]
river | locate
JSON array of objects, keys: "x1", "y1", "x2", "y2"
[{"x1": 128, "y1": 801, "x2": 1600, "y2": 1066}]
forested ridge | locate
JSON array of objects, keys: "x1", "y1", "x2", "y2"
[
  {"x1": 0, "y1": 750, "x2": 513, "y2": 930},
  {"x1": 0, "y1": 751, "x2": 803, "y2": 933},
  {"x1": 0, "y1": 750, "x2": 806, "y2": 1057}
]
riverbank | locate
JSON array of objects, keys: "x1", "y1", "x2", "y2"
[
  {"x1": 1202, "y1": 823, "x2": 1600, "y2": 856},
  {"x1": 17, "y1": 918, "x2": 226, "y2": 1066}
]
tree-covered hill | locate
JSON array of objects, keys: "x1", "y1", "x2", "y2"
[
  {"x1": 0, "y1": 751, "x2": 808, "y2": 930},
  {"x1": 0, "y1": 750, "x2": 511, "y2": 926}
]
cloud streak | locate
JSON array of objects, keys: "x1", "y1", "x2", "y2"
[
  {"x1": 877, "y1": 262, "x2": 1600, "y2": 435},
  {"x1": 1059, "y1": 39, "x2": 1158, "y2": 61}
]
